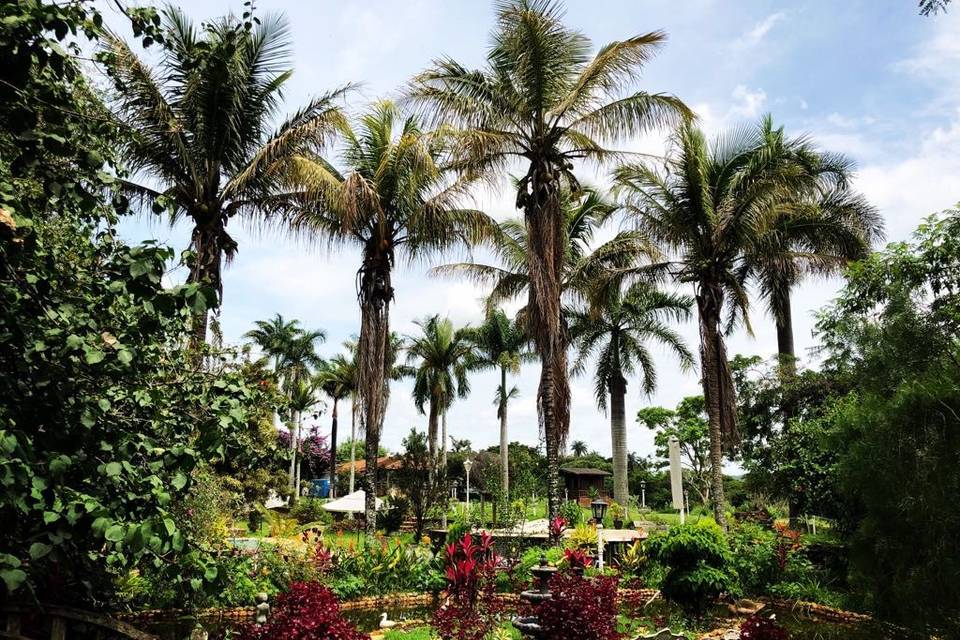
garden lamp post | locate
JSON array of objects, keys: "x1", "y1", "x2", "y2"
[
  {"x1": 591, "y1": 499, "x2": 607, "y2": 570},
  {"x1": 464, "y1": 458, "x2": 473, "y2": 514},
  {"x1": 640, "y1": 480, "x2": 646, "y2": 510}
]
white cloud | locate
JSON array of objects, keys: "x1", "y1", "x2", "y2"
[
  {"x1": 731, "y1": 12, "x2": 786, "y2": 50},
  {"x1": 730, "y1": 85, "x2": 768, "y2": 119}
]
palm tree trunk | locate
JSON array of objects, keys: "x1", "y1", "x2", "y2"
[
  {"x1": 696, "y1": 284, "x2": 738, "y2": 530},
  {"x1": 349, "y1": 400, "x2": 357, "y2": 494},
  {"x1": 775, "y1": 289, "x2": 797, "y2": 379},
  {"x1": 288, "y1": 411, "x2": 300, "y2": 498},
  {"x1": 441, "y1": 408, "x2": 448, "y2": 528},
  {"x1": 524, "y1": 166, "x2": 570, "y2": 523},
  {"x1": 610, "y1": 374, "x2": 629, "y2": 506},
  {"x1": 186, "y1": 220, "x2": 228, "y2": 351},
  {"x1": 499, "y1": 366, "x2": 510, "y2": 517},
  {"x1": 357, "y1": 249, "x2": 393, "y2": 536},
  {"x1": 427, "y1": 397, "x2": 439, "y2": 467},
  {"x1": 328, "y1": 398, "x2": 339, "y2": 499}
]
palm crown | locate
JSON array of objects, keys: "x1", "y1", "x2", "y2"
[{"x1": 103, "y1": 6, "x2": 349, "y2": 345}]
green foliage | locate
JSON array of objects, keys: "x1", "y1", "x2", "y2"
[
  {"x1": 328, "y1": 539, "x2": 442, "y2": 599},
  {"x1": 638, "y1": 396, "x2": 712, "y2": 505},
  {"x1": 646, "y1": 521, "x2": 738, "y2": 613},
  {"x1": 290, "y1": 498, "x2": 333, "y2": 526},
  {"x1": 814, "y1": 209, "x2": 960, "y2": 634}
]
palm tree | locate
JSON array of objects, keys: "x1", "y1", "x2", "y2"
[
  {"x1": 570, "y1": 440, "x2": 588, "y2": 457},
  {"x1": 461, "y1": 310, "x2": 533, "y2": 506},
  {"x1": 287, "y1": 379, "x2": 322, "y2": 498},
  {"x1": 405, "y1": 316, "x2": 476, "y2": 467},
  {"x1": 288, "y1": 102, "x2": 491, "y2": 533},
  {"x1": 244, "y1": 314, "x2": 302, "y2": 374},
  {"x1": 740, "y1": 128, "x2": 882, "y2": 377},
  {"x1": 315, "y1": 353, "x2": 356, "y2": 498},
  {"x1": 408, "y1": 0, "x2": 689, "y2": 520},
  {"x1": 569, "y1": 283, "x2": 694, "y2": 505},
  {"x1": 103, "y1": 7, "x2": 349, "y2": 347},
  {"x1": 612, "y1": 119, "x2": 838, "y2": 527}
]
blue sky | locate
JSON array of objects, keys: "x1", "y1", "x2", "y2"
[{"x1": 103, "y1": 1, "x2": 960, "y2": 459}]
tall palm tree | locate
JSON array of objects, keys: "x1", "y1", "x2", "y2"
[
  {"x1": 315, "y1": 353, "x2": 356, "y2": 499},
  {"x1": 740, "y1": 131, "x2": 882, "y2": 377},
  {"x1": 408, "y1": 0, "x2": 689, "y2": 520},
  {"x1": 244, "y1": 314, "x2": 302, "y2": 374},
  {"x1": 570, "y1": 440, "x2": 588, "y2": 457},
  {"x1": 405, "y1": 316, "x2": 476, "y2": 466},
  {"x1": 287, "y1": 378, "x2": 322, "y2": 498},
  {"x1": 461, "y1": 310, "x2": 533, "y2": 505},
  {"x1": 288, "y1": 102, "x2": 491, "y2": 533},
  {"x1": 103, "y1": 7, "x2": 349, "y2": 347},
  {"x1": 612, "y1": 119, "x2": 837, "y2": 527},
  {"x1": 569, "y1": 283, "x2": 694, "y2": 505}
]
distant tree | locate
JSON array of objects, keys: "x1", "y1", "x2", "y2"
[
  {"x1": 315, "y1": 353, "x2": 356, "y2": 497},
  {"x1": 637, "y1": 397, "x2": 712, "y2": 505},
  {"x1": 450, "y1": 437, "x2": 472, "y2": 453},
  {"x1": 570, "y1": 441, "x2": 589, "y2": 457},
  {"x1": 395, "y1": 429, "x2": 445, "y2": 538}
]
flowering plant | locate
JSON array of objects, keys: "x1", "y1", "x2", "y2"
[
  {"x1": 433, "y1": 532, "x2": 503, "y2": 640},
  {"x1": 739, "y1": 614, "x2": 790, "y2": 640}
]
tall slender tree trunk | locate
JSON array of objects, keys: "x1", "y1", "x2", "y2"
[
  {"x1": 349, "y1": 400, "x2": 357, "y2": 494},
  {"x1": 499, "y1": 366, "x2": 510, "y2": 517},
  {"x1": 610, "y1": 374, "x2": 629, "y2": 506},
  {"x1": 357, "y1": 248, "x2": 393, "y2": 536},
  {"x1": 524, "y1": 165, "x2": 569, "y2": 523},
  {"x1": 775, "y1": 289, "x2": 797, "y2": 379},
  {"x1": 328, "y1": 398, "x2": 339, "y2": 499},
  {"x1": 441, "y1": 408, "x2": 448, "y2": 528},
  {"x1": 427, "y1": 397, "x2": 439, "y2": 467},
  {"x1": 288, "y1": 411, "x2": 300, "y2": 498},
  {"x1": 774, "y1": 289, "x2": 802, "y2": 525},
  {"x1": 187, "y1": 219, "x2": 232, "y2": 352},
  {"x1": 696, "y1": 283, "x2": 738, "y2": 530}
]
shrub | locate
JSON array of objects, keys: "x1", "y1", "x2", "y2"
[
  {"x1": 433, "y1": 533, "x2": 502, "y2": 640},
  {"x1": 237, "y1": 581, "x2": 365, "y2": 640},
  {"x1": 739, "y1": 614, "x2": 789, "y2": 640},
  {"x1": 377, "y1": 496, "x2": 408, "y2": 533},
  {"x1": 535, "y1": 573, "x2": 619, "y2": 640},
  {"x1": 565, "y1": 523, "x2": 598, "y2": 549},
  {"x1": 558, "y1": 501, "x2": 584, "y2": 527},
  {"x1": 290, "y1": 498, "x2": 333, "y2": 526},
  {"x1": 646, "y1": 521, "x2": 738, "y2": 613}
]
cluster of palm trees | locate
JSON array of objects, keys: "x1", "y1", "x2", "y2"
[{"x1": 105, "y1": 0, "x2": 882, "y2": 530}]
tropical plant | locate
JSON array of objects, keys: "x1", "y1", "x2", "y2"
[
  {"x1": 569, "y1": 282, "x2": 693, "y2": 505},
  {"x1": 536, "y1": 573, "x2": 619, "y2": 640},
  {"x1": 410, "y1": 0, "x2": 690, "y2": 521},
  {"x1": 460, "y1": 309, "x2": 532, "y2": 506},
  {"x1": 288, "y1": 101, "x2": 491, "y2": 533},
  {"x1": 395, "y1": 429, "x2": 447, "y2": 538},
  {"x1": 102, "y1": 7, "x2": 348, "y2": 347},
  {"x1": 646, "y1": 521, "x2": 739, "y2": 613},
  {"x1": 315, "y1": 353, "x2": 356, "y2": 497},
  {"x1": 434, "y1": 532, "x2": 502, "y2": 640},
  {"x1": 570, "y1": 440, "x2": 588, "y2": 457},
  {"x1": 406, "y1": 315, "x2": 477, "y2": 468},
  {"x1": 613, "y1": 118, "x2": 846, "y2": 526}
]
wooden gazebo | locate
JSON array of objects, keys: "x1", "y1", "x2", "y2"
[{"x1": 559, "y1": 467, "x2": 611, "y2": 507}]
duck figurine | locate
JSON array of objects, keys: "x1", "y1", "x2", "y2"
[{"x1": 379, "y1": 612, "x2": 397, "y2": 630}]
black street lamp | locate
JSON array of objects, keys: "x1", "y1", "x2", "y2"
[{"x1": 590, "y1": 499, "x2": 608, "y2": 524}]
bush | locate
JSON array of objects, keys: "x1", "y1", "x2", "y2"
[
  {"x1": 535, "y1": 573, "x2": 619, "y2": 640},
  {"x1": 646, "y1": 521, "x2": 738, "y2": 613},
  {"x1": 433, "y1": 533, "x2": 502, "y2": 640},
  {"x1": 558, "y1": 501, "x2": 584, "y2": 527},
  {"x1": 290, "y1": 498, "x2": 333, "y2": 526},
  {"x1": 377, "y1": 496, "x2": 408, "y2": 533},
  {"x1": 237, "y1": 581, "x2": 365, "y2": 640}
]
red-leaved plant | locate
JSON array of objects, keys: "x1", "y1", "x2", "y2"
[
  {"x1": 535, "y1": 573, "x2": 619, "y2": 640},
  {"x1": 238, "y1": 581, "x2": 365, "y2": 640},
  {"x1": 740, "y1": 614, "x2": 790, "y2": 640},
  {"x1": 549, "y1": 516, "x2": 567, "y2": 542},
  {"x1": 562, "y1": 547, "x2": 593, "y2": 571},
  {"x1": 433, "y1": 532, "x2": 503, "y2": 640}
]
